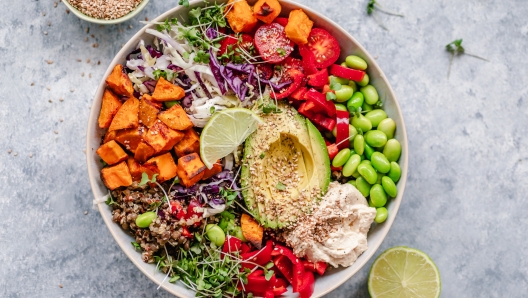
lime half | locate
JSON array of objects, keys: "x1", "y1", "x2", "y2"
[
  {"x1": 200, "y1": 108, "x2": 262, "y2": 169},
  {"x1": 368, "y1": 246, "x2": 441, "y2": 298}
]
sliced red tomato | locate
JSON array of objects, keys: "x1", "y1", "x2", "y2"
[
  {"x1": 218, "y1": 34, "x2": 254, "y2": 62},
  {"x1": 307, "y1": 68, "x2": 329, "y2": 87},
  {"x1": 300, "y1": 28, "x2": 341, "y2": 68},
  {"x1": 254, "y1": 23, "x2": 294, "y2": 63},
  {"x1": 299, "y1": 46, "x2": 318, "y2": 75},
  {"x1": 256, "y1": 64, "x2": 273, "y2": 80},
  {"x1": 272, "y1": 69, "x2": 304, "y2": 99}
]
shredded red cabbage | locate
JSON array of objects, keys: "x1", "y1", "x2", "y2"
[
  {"x1": 194, "y1": 71, "x2": 212, "y2": 98},
  {"x1": 143, "y1": 80, "x2": 157, "y2": 93},
  {"x1": 146, "y1": 45, "x2": 163, "y2": 58},
  {"x1": 206, "y1": 28, "x2": 218, "y2": 40}
]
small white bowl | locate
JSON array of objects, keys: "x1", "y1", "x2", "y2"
[
  {"x1": 86, "y1": 1, "x2": 408, "y2": 296},
  {"x1": 62, "y1": 0, "x2": 150, "y2": 25}
]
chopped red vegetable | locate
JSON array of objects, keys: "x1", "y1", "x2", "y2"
[
  {"x1": 302, "y1": 260, "x2": 328, "y2": 276},
  {"x1": 244, "y1": 271, "x2": 277, "y2": 296},
  {"x1": 273, "y1": 255, "x2": 293, "y2": 284},
  {"x1": 303, "y1": 89, "x2": 336, "y2": 118},
  {"x1": 315, "y1": 261, "x2": 328, "y2": 276},
  {"x1": 274, "y1": 244, "x2": 304, "y2": 292},
  {"x1": 274, "y1": 17, "x2": 288, "y2": 27},
  {"x1": 170, "y1": 200, "x2": 186, "y2": 220},
  {"x1": 307, "y1": 68, "x2": 329, "y2": 87},
  {"x1": 181, "y1": 226, "x2": 193, "y2": 239},
  {"x1": 290, "y1": 86, "x2": 308, "y2": 102},
  {"x1": 218, "y1": 34, "x2": 254, "y2": 61},
  {"x1": 299, "y1": 45, "x2": 318, "y2": 75},
  {"x1": 336, "y1": 110, "x2": 350, "y2": 150},
  {"x1": 329, "y1": 64, "x2": 366, "y2": 81},
  {"x1": 327, "y1": 143, "x2": 339, "y2": 160},
  {"x1": 301, "y1": 28, "x2": 341, "y2": 68},
  {"x1": 298, "y1": 271, "x2": 315, "y2": 298},
  {"x1": 254, "y1": 23, "x2": 294, "y2": 63},
  {"x1": 242, "y1": 240, "x2": 273, "y2": 270},
  {"x1": 222, "y1": 235, "x2": 242, "y2": 255},
  {"x1": 272, "y1": 69, "x2": 304, "y2": 100}
]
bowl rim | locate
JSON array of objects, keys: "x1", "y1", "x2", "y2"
[
  {"x1": 62, "y1": 0, "x2": 150, "y2": 25},
  {"x1": 86, "y1": 1, "x2": 408, "y2": 296}
]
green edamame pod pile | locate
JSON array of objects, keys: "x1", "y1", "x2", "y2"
[{"x1": 328, "y1": 55, "x2": 402, "y2": 224}]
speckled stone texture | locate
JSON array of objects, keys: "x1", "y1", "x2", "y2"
[{"x1": 1, "y1": 0, "x2": 527, "y2": 297}]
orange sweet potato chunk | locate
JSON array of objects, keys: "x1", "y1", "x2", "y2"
[
  {"x1": 253, "y1": 0, "x2": 281, "y2": 24},
  {"x1": 143, "y1": 121, "x2": 185, "y2": 153},
  {"x1": 127, "y1": 157, "x2": 143, "y2": 182},
  {"x1": 134, "y1": 141, "x2": 156, "y2": 163},
  {"x1": 98, "y1": 89, "x2": 123, "y2": 129},
  {"x1": 241, "y1": 213, "x2": 264, "y2": 249},
  {"x1": 139, "y1": 98, "x2": 160, "y2": 128},
  {"x1": 285, "y1": 9, "x2": 314, "y2": 45},
  {"x1": 225, "y1": 0, "x2": 258, "y2": 33},
  {"x1": 142, "y1": 94, "x2": 163, "y2": 108},
  {"x1": 101, "y1": 161, "x2": 133, "y2": 190},
  {"x1": 177, "y1": 153, "x2": 206, "y2": 187},
  {"x1": 115, "y1": 126, "x2": 146, "y2": 153},
  {"x1": 158, "y1": 104, "x2": 193, "y2": 131},
  {"x1": 151, "y1": 77, "x2": 185, "y2": 102},
  {"x1": 103, "y1": 130, "x2": 117, "y2": 144},
  {"x1": 144, "y1": 153, "x2": 178, "y2": 183},
  {"x1": 105, "y1": 64, "x2": 134, "y2": 97},
  {"x1": 202, "y1": 161, "x2": 222, "y2": 181},
  {"x1": 108, "y1": 97, "x2": 140, "y2": 132},
  {"x1": 96, "y1": 140, "x2": 128, "y2": 165},
  {"x1": 174, "y1": 129, "x2": 200, "y2": 158}
]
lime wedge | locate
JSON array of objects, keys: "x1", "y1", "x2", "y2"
[
  {"x1": 368, "y1": 246, "x2": 441, "y2": 298},
  {"x1": 200, "y1": 108, "x2": 262, "y2": 169}
]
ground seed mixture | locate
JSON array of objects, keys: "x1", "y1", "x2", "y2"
[{"x1": 67, "y1": 0, "x2": 143, "y2": 20}]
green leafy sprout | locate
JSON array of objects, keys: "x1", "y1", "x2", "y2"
[
  {"x1": 367, "y1": 0, "x2": 404, "y2": 31},
  {"x1": 445, "y1": 39, "x2": 489, "y2": 79}
]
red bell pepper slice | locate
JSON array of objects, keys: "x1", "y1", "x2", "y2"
[
  {"x1": 181, "y1": 226, "x2": 193, "y2": 239},
  {"x1": 272, "y1": 69, "x2": 304, "y2": 100},
  {"x1": 290, "y1": 86, "x2": 308, "y2": 102},
  {"x1": 244, "y1": 273, "x2": 277, "y2": 296},
  {"x1": 329, "y1": 64, "x2": 366, "y2": 81},
  {"x1": 307, "y1": 68, "x2": 329, "y2": 87},
  {"x1": 299, "y1": 46, "x2": 318, "y2": 75},
  {"x1": 336, "y1": 110, "x2": 350, "y2": 150},
  {"x1": 311, "y1": 113, "x2": 336, "y2": 131},
  {"x1": 274, "y1": 244, "x2": 304, "y2": 292},
  {"x1": 298, "y1": 271, "x2": 315, "y2": 298},
  {"x1": 273, "y1": 255, "x2": 293, "y2": 284},
  {"x1": 241, "y1": 243, "x2": 252, "y2": 254},
  {"x1": 315, "y1": 261, "x2": 327, "y2": 276},
  {"x1": 242, "y1": 240, "x2": 273, "y2": 270},
  {"x1": 327, "y1": 143, "x2": 339, "y2": 160},
  {"x1": 222, "y1": 235, "x2": 242, "y2": 255},
  {"x1": 170, "y1": 201, "x2": 186, "y2": 220},
  {"x1": 303, "y1": 260, "x2": 316, "y2": 272},
  {"x1": 331, "y1": 165, "x2": 343, "y2": 171},
  {"x1": 265, "y1": 291, "x2": 274, "y2": 298},
  {"x1": 304, "y1": 89, "x2": 336, "y2": 118}
]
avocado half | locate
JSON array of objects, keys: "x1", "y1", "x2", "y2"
[{"x1": 241, "y1": 103, "x2": 330, "y2": 228}]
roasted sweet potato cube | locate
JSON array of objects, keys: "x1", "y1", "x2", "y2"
[
  {"x1": 144, "y1": 153, "x2": 178, "y2": 183},
  {"x1": 143, "y1": 121, "x2": 185, "y2": 153},
  {"x1": 139, "y1": 98, "x2": 160, "y2": 128},
  {"x1": 253, "y1": 0, "x2": 281, "y2": 24},
  {"x1": 96, "y1": 140, "x2": 128, "y2": 165},
  {"x1": 241, "y1": 213, "x2": 264, "y2": 249},
  {"x1": 105, "y1": 64, "x2": 134, "y2": 97},
  {"x1": 174, "y1": 129, "x2": 200, "y2": 158},
  {"x1": 142, "y1": 94, "x2": 163, "y2": 108},
  {"x1": 103, "y1": 130, "x2": 117, "y2": 144},
  {"x1": 98, "y1": 89, "x2": 123, "y2": 129},
  {"x1": 202, "y1": 161, "x2": 222, "y2": 180},
  {"x1": 127, "y1": 157, "x2": 143, "y2": 182},
  {"x1": 101, "y1": 161, "x2": 133, "y2": 190},
  {"x1": 285, "y1": 9, "x2": 314, "y2": 45},
  {"x1": 177, "y1": 153, "x2": 206, "y2": 187},
  {"x1": 108, "y1": 97, "x2": 140, "y2": 132},
  {"x1": 151, "y1": 77, "x2": 185, "y2": 102},
  {"x1": 134, "y1": 141, "x2": 156, "y2": 163},
  {"x1": 225, "y1": 0, "x2": 258, "y2": 33},
  {"x1": 158, "y1": 104, "x2": 193, "y2": 131},
  {"x1": 115, "y1": 126, "x2": 146, "y2": 153}
]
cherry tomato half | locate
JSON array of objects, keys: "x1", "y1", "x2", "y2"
[
  {"x1": 254, "y1": 23, "x2": 294, "y2": 63},
  {"x1": 218, "y1": 34, "x2": 255, "y2": 63},
  {"x1": 300, "y1": 28, "x2": 340, "y2": 69}
]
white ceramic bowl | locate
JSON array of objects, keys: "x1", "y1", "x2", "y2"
[
  {"x1": 86, "y1": 1, "x2": 408, "y2": 296},
  {"x1": 63, "y1": 0, "x2": 150, "y2": 25}
]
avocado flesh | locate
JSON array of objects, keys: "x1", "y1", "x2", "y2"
[{"x1": 241, "y1": 103, "x2": 330, "y2": 228}]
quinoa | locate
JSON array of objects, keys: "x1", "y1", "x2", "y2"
[
  {"x1": 110, "y1": 183, "x2": 205, "y2": 263},
  {"x1": 67, "y1": 0, "x2": 143, "y2": 20}
]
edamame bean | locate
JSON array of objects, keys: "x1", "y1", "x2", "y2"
[
  {"x1": 361, "y1": 85, "x2": 379, "y2": 105},
  {"x1": 364, "y1": 143, "x2": 375, "y2": 160},
  {"x1": 383, "y1": 139, "x2": 402, "y2": 162},
  {"x1": 206, "y1": 224, "x2": 226, "y2": 246},
  {"x1": 330, "y1": 75, "x2": 349, "y2": 85},
  {"x1": 388, "y1": 162, "x2": 401, "y2": 182},
  {"x1": 348, "y1": 81, "x2": 358, "y2": 93},
  {"x1": 351, "y1": 114, "x2": 372, "y2": 132},
  {"x1": 376, "y1": 172, "x2": 384, "y2": 184},
  {"x1": 358, "y1": 163, "x2": 378, "y2": 184},
  {"x1": 347, "y1": 179, "x2": 356, "y2": 188},
  {"x1": 346, "y1": 92, "x2": 364, "y2": 112},
  {"x1": 371, "y1": 152, "x2": 391, "y2": 173},
  {"x1": 365, "y1": 130, "x2": 388, "y2": 147},
  {"x1": 340, "y1": 62, "x2": 348, "y2": 67},
  {"x1": 352, "y1": 170, "x2": 361, "y2": 178},
  {"x1": 234, "y1": 226, "x2": 247, "y2": 242},
  {"x1": 368, "y1": 198, "x2": 376, "y2": 208},
  {"x1": 335, "y1": 85, "x2": 354, "y2": 102},
  {"x1": 355, "y1": 177, "x2": 372, "y2": 197},
  {"x1": 375, "y1": 207, "x2": 388, "y2": 223},
  {"x1": 370, "y1": 184, "x2": 387, "y2": 207},
  {"x1": 164, "y1": 101, "x2": 179, "y2": 109},
  {"x1": 365, "y1": 110, "x2": 387, "y2": 127},
  {"x1": 381, "y1": 176, "x2": 398, "y2": 197},
  {"x1": 360, "y1": 159, "x2": 372, "y2": 166},
  {"x1": 343, "y1": 154, "x2": 361, "y2": 177},
  {"x1": 356, "y1": 73, "x2": 369, "y2": 87},
  {"x1": 362, "y1": 101, "x2": 373, "y2": 112},
  {"x1": 378, "y1": 118, "x2": 396, "y2": 139},
  {"x1": 335, "y1": 103, "x2": 347, "y2": 111},
  {"x1": 332, "y1": 148, "x2": 351, "y2": 167},
  {"x1": 345, "y1": 55, "x2": 368, "y2": 70},
  {"x1": 353, "y1": 134, "x2": 365, "y2": 155},
  {"x1": 135, "y1": 211, "x2": 157, "y2": 228}
]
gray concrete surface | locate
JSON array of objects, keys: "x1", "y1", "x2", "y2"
[{"x1": 1, "y1": 0, "x2": 527, "y2": 297}]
